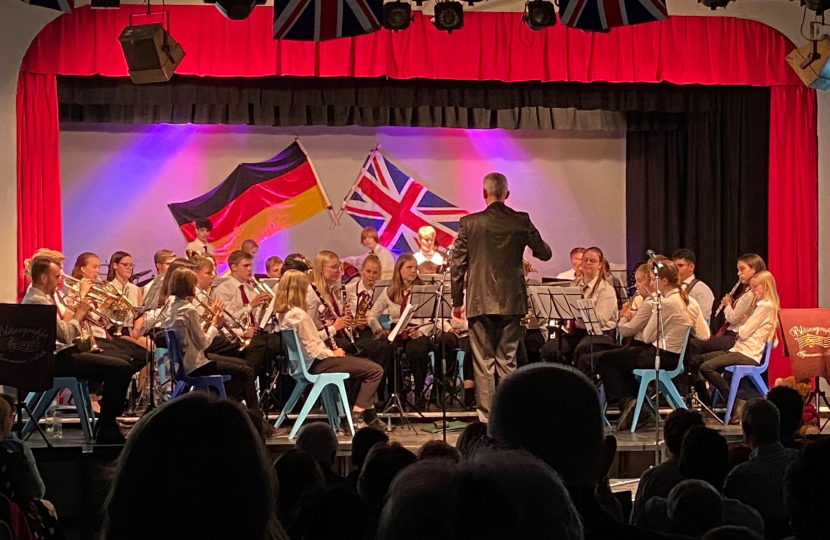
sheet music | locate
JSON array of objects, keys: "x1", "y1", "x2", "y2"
[
  {"x1": 577, "y1": 298, "x2": 605, "y2": 336},
  {"x1": 388, "y1": 303, "x2": 414, "y2": 342}
]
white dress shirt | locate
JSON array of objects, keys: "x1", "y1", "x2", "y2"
[
  {"x1": 725, "y1": 290, "x2": 755, "y2": 333},
  {"x1": 642, "y1": 290, "x2": 694, "y2": 355},
  {"x1": 414, "y1": 250, "x2": 444, "y2": 266},
  {"x1": 557, "y1": 268, "x2": 577, "y2": 280},
  {"x1": 211, "y1": 275, "x2": 257, "y2": 332},
  {"x1": 160, "y1": 298, "x2": 219, "y2": 374},
  {"x1": 730, "y1": 299, "x2": 775, "y2": 363},
  {"x1": 344, "y1": 244, "x2": 396, "y2": 280},
  {"x1": 573, "y1": 275, "x2": 619, "y2": 332},
  {"x1": 277, "y1": 307, "x2": 335, "y2": 369},
  {"x1": 346, "y1": 279, "x2": 374, "y2": 316},
  {"x1": 22, "y1": 286, "x2": 82, "y2": 350},
  {"x1": 367, "y1": 287, "x2": 410, "y2": 334},
  {"x1": 682, "y1": 275, "x2": 715, "y2": 320},
  {"x1": 686, "y1": 296, "x2": 712, "y2": 340},
  {"x1": 186, "y1": 238, "x2": 215, "y2": 256},
  {"x1": 618, "y1": 295, "x2": 653, "y2": 341},
  {"x1": 306, "y1": 284, "x2": 345, "y2": 339}
]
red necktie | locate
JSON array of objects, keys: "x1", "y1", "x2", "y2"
[
  {"x1": 239, "y1": 284, "x2": 250, "y2": 305},
  {"x1": 401, "y1": 291, "x2": 410, "y2": 317}
]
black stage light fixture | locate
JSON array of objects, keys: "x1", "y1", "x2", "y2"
[
  {"x1": 697, "y1": 0, "x2": 734, "y2": 9},
  {"x1": 383, "y1": 1, "x2": 412, "y2": 31},
  {"x1": 433, "y1": 1, "x2": 463, "y2": 33},
  {"x1": 91, "y1": 0, "x2": 120, "y2": 8},
  {"x1": 804, "y1": 0, "x2": 830, "y2": 14},
  {"x1": 203, "y1": 0, "x2": 266, "y2": 21},
  {"x1": 523, "y1": 0, "x2": 556, "y2": 31}
]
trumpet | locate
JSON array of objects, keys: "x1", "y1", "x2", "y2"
[
  {"x1": 523, "y1": 259, "x2": 537, "y2": 274},
  {"x1": 250, "y1": 276, "x2": 275, "y2": 299}
]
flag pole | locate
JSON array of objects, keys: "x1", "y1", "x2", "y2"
[
  {"x1": 295, "y1": 137, "x2": 340, "y2": 229},
  {"x1": 333, "y1": 148, "x2": 377, "y2": 229}
]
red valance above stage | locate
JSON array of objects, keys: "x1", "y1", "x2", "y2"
[{"x1": 18, "y1": 7, "x2": 817, "y2": 382}]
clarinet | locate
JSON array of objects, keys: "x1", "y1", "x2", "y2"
[
  {"x1": 310, "y1": 283, "x2": 341, "y2": 350},
  {"x1": 339, "y1": 286, "x2": 363, "y2": 355},
  {"x1": 714, "y1": 279, "x2": 742, "y2": 317}
]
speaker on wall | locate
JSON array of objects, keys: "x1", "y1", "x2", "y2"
[
  {"x1": 117, "y1": 23, "x2": 185, "y2": 85},
  {"x1": 786, "y1": 36, "x2": 830, "y2": 90}
]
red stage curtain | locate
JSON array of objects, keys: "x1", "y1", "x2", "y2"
[
  {"x1": 22, "y1": 8, "x2": 802, "y2": 86},
  {"x1": 16, "y1": 72, "x2": 62, "y2": 300}
]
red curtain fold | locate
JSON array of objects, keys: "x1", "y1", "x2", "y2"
[
  {"x1": 767, "y1": 85, "x2": 819, "y2": 382},
  {"x1": 23, "y1": 7, "x2": 802, "y2": 86},
  {"x1": 16, "y1": 72, "x2": 62, "y2": 300},
  {"x1": 18, "y1": 7, "x2": 819, "y2": 380}
]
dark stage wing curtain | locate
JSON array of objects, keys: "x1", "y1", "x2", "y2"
[{"x1": 626, "y1": 88, "x2": 770, "y2": 310}]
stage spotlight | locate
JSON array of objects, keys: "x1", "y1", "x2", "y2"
[
  {"x1": 91, "y1": 0, "x2": 120, "y2": 8},
  {"x1": 697, "y1": 0, "x2": 734, "y2": 9},
  {"x1": 433, "y1": 1, "x2": 463, "y2": 33},
  {"x1": 203, "y1": 0, "x2": 266, "y2": 21},
  {"x1": 804, "y1": 0, "x2": 830, "y2": 14},
  {"x1": 523, "y1": 0, "x2": 556, "y2": 31},
  {"x1": 383, "y1": 1, "x2": 412, "y2": 31}
]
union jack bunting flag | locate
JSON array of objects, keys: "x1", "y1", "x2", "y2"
[
  {"x1": 20, "y1": 0, "x2": 73, "y2": 12},
  {"x1": 273, "y1": 0, "x2": 383, "y2": 41},
  {"x1": 558, "y1": 0, "x2": 668, "y2": 32},
  {"x1": 340, "y1": 151, "x2": 468, "y2": 256}
]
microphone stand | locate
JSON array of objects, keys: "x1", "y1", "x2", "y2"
[
  {"x1": 429, "y1": 247, "x2": 453, "y2": 443},
  {"x1": 650, "y1": 257, "x2": 665, "y2": 464}
]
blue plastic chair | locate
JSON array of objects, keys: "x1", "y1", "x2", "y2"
[
  {"x1": 629, "y1": 328, "x2": 691, "y2": 433},
  {"x1": 164, "y1": 329, "x2": 229, "y2": 400},
  {"x1": 721, "y1": 341, "x2": 774, "y2": 424},
  {"x1": 274, "y1": 328, "x2": 355, "y2": 440},
  {"x1": 24, "y1": 377, "x2": 96, "y2": 442}
]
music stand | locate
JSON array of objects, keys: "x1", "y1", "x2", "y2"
[
  {"x1": 533, "y1": 286, "x2": 582, "y2": 347},
  {"x1": 0, "y1": 304, "x2": 57, "y2": 446},
  {"x1": 382, "y1": 303, "x2": 421, "y2": 433},
  {"x1": 576, "y1": 299, "x2": 606, "y2": 374}
]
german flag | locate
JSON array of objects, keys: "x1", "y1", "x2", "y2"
[{"x1": 168, "y1": 142, "x2": 332, "y2": 260}]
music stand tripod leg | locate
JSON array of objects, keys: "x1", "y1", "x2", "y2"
[
  {"x1": 15, "y1": 390, "x2": 51, "y2": 447},
  {"x1": 381, "y1": 348, "x2": 418, "y2": 433}
]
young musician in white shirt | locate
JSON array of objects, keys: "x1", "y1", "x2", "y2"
[
  {"x1": 160, "y1": 267, "x2": 260, "y2": 413},
  {"x1": 557, "y1": 247, "x2": 585, "y2": 280},
  {"x1": 191, "y1": 255, "x2": 245, "y2": 358},
  {"x1": 367, "y1": 254, "x2": 435, "y2": 402},
  {"x1": 690, "y1": 253, "x2": 767, "y2": 356},
  {"x1": 211, "y1": 250, "x2": 272, "y2": 377},
  {"x1": 689, "y1": 270, "x2": 779, "y2": 420},
  {"x1": 143, "y1": 249, "x2": 177, "y2": 311},
  {"x1": 105, "y1": 251, "x2": 150, "y2": 351},
  {"x1": 275, "y1": 270, "x2": 383, "y2": 427},
  {"x1": 413, "y1": 226, "x2": 445, "y2": 266},
  {"x1": 186, "y1": 218, "x2": 215, "y2": 257},
  {"x1": 540, "y1": 246, "x2": 619, "y2": 365},
  {"x1": 672, "y1": 249, "x2": 715, "y2": 320},
  {"x1": 308, "y1": 251, "x2": 391, "y2": 373},
  {"x1": 343, "y1": 227, "x2": 396, "y2": 280},
  {"x1": 595, "y1": 261, "x2": 700, "y2": 430}
]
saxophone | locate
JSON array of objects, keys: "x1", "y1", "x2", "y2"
[{"x1": 350, "y1": 289, "x2": 374, "y2": 329}]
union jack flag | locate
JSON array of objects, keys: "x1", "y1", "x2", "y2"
[
  {"x1": 273, "y1": 0, "x2": 382, "y2": 41},
  {"x1": 558, "y1": 0, "x2": 667, "y2": 32},
  {"x1": 20, "y1": 0, "x2": 73, "y2": 12},
  {"x1": 340, "y1": 151, "x2": 468, "y2": 256}
]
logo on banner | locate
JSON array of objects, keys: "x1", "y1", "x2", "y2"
[{"x1": 789, "y1": 325, "x2": 830, "y2": 358}]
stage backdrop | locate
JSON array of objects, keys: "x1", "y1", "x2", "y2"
[{"x1": 59, "y1": 123, "x2": 626, "y2": 276}]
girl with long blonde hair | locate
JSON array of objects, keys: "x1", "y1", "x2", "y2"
[
  {"x1": 691, "y1": 270, "x2": 780, "y2": 423},
  {"x1": 275, "y1": 270, "x2": 383, "y2": 427}
]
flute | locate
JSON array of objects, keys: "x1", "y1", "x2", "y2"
[{"x1": 714, "y1": 279, "x2": 742, "y2": 317}]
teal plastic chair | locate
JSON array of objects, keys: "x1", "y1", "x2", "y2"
[
  {"x1": 274, "y1": 328, "x2": 355, "y2": 439},
  {"x1": 629, "y1": 327, "x2": 691, "y2": 433},
  {"x1": 715, "y1": 340, "x2": 773, "y2": 424},
  {"x1": 24, "y1": 377, "x2": 96, "y2": 442}
]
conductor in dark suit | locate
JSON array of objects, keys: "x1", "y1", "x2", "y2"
[{"x1": 451, "y1": 173, "x2": 551, "y2": 421}]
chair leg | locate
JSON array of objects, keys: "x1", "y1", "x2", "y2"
[
  {"x1": 749, "y1": 373, "x2": 768, "y2": 396},
  {"x1": 274, "y1": 382, "x2": 307, "y2": 429},
  {"x1": 630, "y1": 377, "x2": 651, "y2": 433},
  {"x1": 320, "y1": 385, "x2": 341, "y2": 432},
  {"x1": 659, "y1": 375, "x2": 687, "y2": 410},
  {"x1": 170, "y1": 381, "x2": 187, "y2": 399},
  {"x1": 23, "y1": 388, "x2": 60, "y2": 437},
  {"x1": 724, "y1": 374, "x2": 743, "y2": 424},
  {"x1": 290, "y1": 383, "x2": 327, "y2": 440},
  {"x1": 335, "y1": 382, "x2": 356, "y2": 437},
  {"x1": 68, "y1": 380, "x2": 94, "y2": 443},
  {"x1": 211, "y1": 381, "x2": 227, "y2": 398}
]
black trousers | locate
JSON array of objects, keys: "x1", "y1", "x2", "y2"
[
  {"x1": 688, "y1": 332, "x2": 738, "y2": 358},
  {"x1": 309, "y1": 355, "x2": 383, "y2": 409},
  {"x1": 524, "y1": 329, "x2": 546, "y2": 366},
  {"x1": 205, "y1": 334, "x2": 245, "y2": 358},
  {"x1": 190, "y1": 355, "x2": 260, "y2": 412},
  {"x1": 243, "y1": 331, "x2": 282, "y2": 377},
  {"x1": 689, "y1": 350, "x2": 758, "y2": 398},
  {"x1": 55, "y1": 348, "x2": 133, "y2": 431},
  {"x1": 595, "y1": 345, "x2": 680, "y2": 405},
  {"x1": 98, "y1": 337, "x2": 148, "y2": 373},
  {"x1": 541, "y1": 329, "x2": 615, "y2": 367}
]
